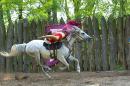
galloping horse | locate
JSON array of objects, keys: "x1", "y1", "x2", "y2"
[{"x1": 0, "y1": 26, "x2": 92, "y2": 78}]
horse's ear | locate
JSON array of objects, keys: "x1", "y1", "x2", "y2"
[{"x1": 72, "y1": 26, "x2": 80, "y2": 30}]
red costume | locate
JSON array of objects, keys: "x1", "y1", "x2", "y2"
[
  {"x1": 47, "y1": 20, "x2": 80, "y2": 43},
  {"x1": 47, "y1": 32, "x2": 66, "y2": 43}
]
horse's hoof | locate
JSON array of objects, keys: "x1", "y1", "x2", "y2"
[
  {"x1": 59, "y1": 66, "x2": 68, "y2": 71},
  {"x1": 44, "y1": 68, "x2": 52, "y2": 73},
  {"x1": 43, "y1": 65, "x2": 52, "y2": 71},
  {"x1": 47, "y1": 75, "x2": 52, "y2": 79},
  {"x1": 77, "y1": 69, "x2": 80, "y2": 73},
  {"x1": 49, "y1": 77, "x2": 54, "y2": 79},
  {"x1": 77, "y1": 67, "x2": 80, "y2": 73},
  {"x1": 48, "y1": 76, "x2": 54, "y2": 80},
  {"x1": 15, "y1": 75, "x2": 28, "y2": 80}
]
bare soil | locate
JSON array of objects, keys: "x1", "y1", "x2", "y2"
[{"x1": 0, "y1": 71, "x2": 130, "y2": 86}]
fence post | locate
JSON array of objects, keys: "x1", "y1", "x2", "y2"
[{"x1": 101, "y1": 16, "x2": 108, "y2": 70}]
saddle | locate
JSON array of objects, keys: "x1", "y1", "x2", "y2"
[
  {"x1": 43, "y1": 42, "x2": 63, "y2": 58},
  {"x1": 43, "y1": 42, "x2": 62, "y2": 50}
]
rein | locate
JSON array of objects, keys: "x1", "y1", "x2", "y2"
[{"x1": 65, "y1": 31, "x2": 76, "y2": 59}]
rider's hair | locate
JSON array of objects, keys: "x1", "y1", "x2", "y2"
[
  {"x1": 47, "y1": 31, "x2": 52, "y2": 35},
  {"x1": 67, "y1": 20, "x2": 81, "y2": 27}
]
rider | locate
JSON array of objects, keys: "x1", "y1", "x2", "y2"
[
  {"x1": 40, "y1": 20, "x2": 81, "y2": 69},
  {"x1": 41, "y1": 20, "x2": 81, "y2": 43}
]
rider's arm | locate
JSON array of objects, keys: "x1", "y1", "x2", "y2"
[
  {"x1": 41, "y1": 35, "x2": 59, "y2": 41},
  {"x1": 39, "y1": 32, "x2": 65, "y2": 41}
]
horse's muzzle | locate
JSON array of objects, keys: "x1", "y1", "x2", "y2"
[{"x1": 86, "y1": 37, "x2": 93, "y2": 42}]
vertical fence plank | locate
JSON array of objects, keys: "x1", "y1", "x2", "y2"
[
  {"x1": 36, "y1": 20, "x2": 43, "y2": 37},
  {"x1": 23, "y1": 18, "x2": 30, "y2": 43},
  {"x1": 86, "y1": 17, "x2": 95, "y2": 71},
  {"x1": 82, "y1": 42, "x2": 88, "y2": 71},
  {"x1": 30, "y1": 20, "x2": 38, "y2": 72},
  {"x1": 108, "y1": 17, "x2": 117, "y2": 70},
  {"x1": 17, "y1": 20, "x2": 23, "y2": 72},
  {"x1": 82, "y1": 18, "x2": 89, "y2": 71},
  {"x1": 123, "y1": 16, "x2": 127, "y2": 69},
  {"x1": 6, "y1": 22, "x2": 14, "y2": 72},
  {"x1": 0, "y1": 26, "x2": 5, "y2": 72},
  {"x1": 101, "y1": 16, "x2": 108, "y2": 70},
  {"x1": 125, "y1": 16, "x2": 130, "y2": 69},
  {"x1": 30, "y1": 20, "x2": 37, "y2": 40},
  {"x1": 12, "y1": 21, "x2": 18, "y2": 72},
  {"x1": 42, "y1": 20, "x2": 47, "y2": 35},
  {"x1": 117, "y1": 17, "x2": 126, "y2": 69},
  {"x1": 92, "y1": 16, "x2": 101, "y2": 71},
  {"x1": 23, "y1": 19, "x2": 31, "y2": 73}
]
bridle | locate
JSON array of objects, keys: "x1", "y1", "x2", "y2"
[
  {"x1": 65, "y1": 27, "x2": 84, "y2": 59},
  {"x1": 70, "y1": 26, "x2": 85, "y2": 40}
]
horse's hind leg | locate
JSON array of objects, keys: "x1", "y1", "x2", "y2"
[{"x1": 34, "y1": 51, "x2": 51, "y2": 79}]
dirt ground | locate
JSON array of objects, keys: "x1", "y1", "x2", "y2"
[{"x1": 0, "y1": 71, "x2": 130, "y2": 86}]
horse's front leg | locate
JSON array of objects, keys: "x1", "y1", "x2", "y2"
[
  {"x1": 58, "y1": 55, "x2": 80, "y2": 73},
  {"x1": 68, "y1": 55, "x2": 80, "y2": 73},
  {"x1": 57, "y1": 55, "x2": 69, "y2": 70}
]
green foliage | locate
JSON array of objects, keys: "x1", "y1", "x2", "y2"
[
  {"x1": 125, "y1": 0, "x2": 130, "y2": 14},
  {"x1": 27, "y1": 8, "x2": 48, "y2": 22},
  {"x1": 114, "y1": 64, "x2": 125, "y2": 71},
  {"x1": 0, "y1": 0, "x2": 52, "y2": 22},
  {"x1": 24, "y1": 0, "x2": 51, "y2": 21},
  {"x1": 82, "y1": 0, "x2": 96, "y2": 16},
  {"x1": 1, "y1": 0, "x2": 130, "y2": 23}
]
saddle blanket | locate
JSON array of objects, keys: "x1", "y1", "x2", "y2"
[
  {"x1": 45, "y1": 59, "x2": 59, "y2": 67},
  {"x1": 15, "y1": 43, "x2": 27, "y2": 53}
]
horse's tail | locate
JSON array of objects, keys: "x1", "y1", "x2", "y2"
[
  {"x1": 0, "y1": 44, "x2": 26, "y2": 57},
  {"x1": 0, "y1": 51, "x2": 14, "y2": 57}
]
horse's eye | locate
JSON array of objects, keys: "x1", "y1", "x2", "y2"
[{"x1": 81, "y1": 33, "x2": 85, "y2": 35}]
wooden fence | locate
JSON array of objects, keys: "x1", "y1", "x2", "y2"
[{"x1": 0, "y1": 16, "x2": 130, "y2": 73}]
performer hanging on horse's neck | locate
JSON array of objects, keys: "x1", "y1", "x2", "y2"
[{"x1": 38, "y1": 31, "x2": 67, "y2": 44}]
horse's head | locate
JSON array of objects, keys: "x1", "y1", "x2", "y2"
[{"x1": 71, "y1": 26, "x2": 92, "y2": 41}]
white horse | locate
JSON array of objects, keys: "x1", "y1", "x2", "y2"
[{"x1": 0, "y1": 26, "x2": 91, "y2": 78}]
